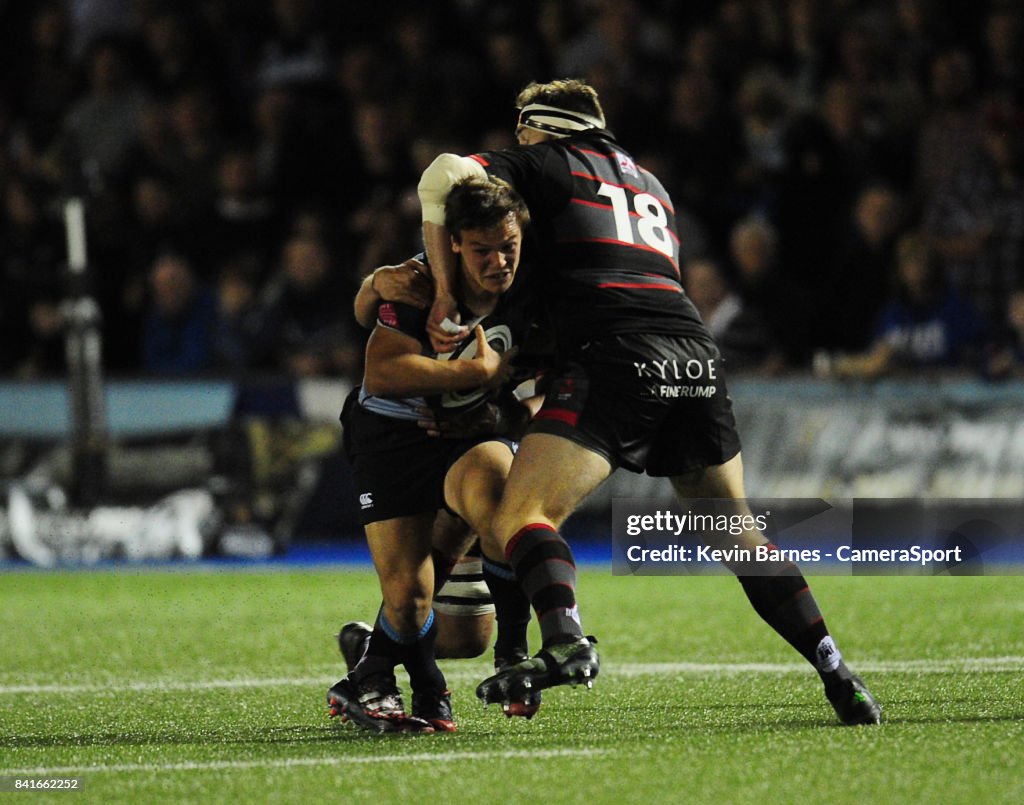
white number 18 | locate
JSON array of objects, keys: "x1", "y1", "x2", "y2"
[{"x1": 596, "y1": 183, "x2": 674, "y2": 259}]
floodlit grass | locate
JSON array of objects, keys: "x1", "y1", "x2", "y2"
[{"x1": 2, "y1": 566, "x2": 1022, "y2": 803}]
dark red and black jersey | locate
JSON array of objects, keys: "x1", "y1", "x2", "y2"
[{"x1": 472, "y1": 131, "x2": 707, "y2": 350}]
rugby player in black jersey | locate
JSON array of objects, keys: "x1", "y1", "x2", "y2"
[
  {"x1": 417, "y1": 79, "x2": 880, "y2": 726},
  {"x1": 327, "y1": 178, "x2": 546, "y2": 733}
]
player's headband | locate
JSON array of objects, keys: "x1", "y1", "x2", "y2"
[{"x1": 516, "y1": 103, "x2": 605, "y2": 138}]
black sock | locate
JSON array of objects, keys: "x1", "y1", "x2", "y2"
[
  {"x1": 737, "y1": 556, "x2": 851, "y2": 684},
  {"x1": 400, "y1": 609, "x2": 447, "y2": 694},
  {"x1": 505, "y1": 523, "x2": 583, "y2": 646},
  {"x1": 482, "y1": 555, "x2": 532, "y2": 662},
  {"x1": 351, "y1": 609, "x2": 407, "y2": 684}
]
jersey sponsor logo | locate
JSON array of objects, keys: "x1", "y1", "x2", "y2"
[
  {"x1": 378, "y1": 303, "x2": 399, "y2": 328},
  {"x1": 615, "y1": 150, "x2": 638, "y2": 177},
  {"x1": 436, "y1": 324, "x2": 513, "y2": 409},
  {"x1": 655, "y1": 384, "x2": 716, "y2": 398},
  {"x1": 359, "y1": 492, "x2": 373, "y2": 509},
  {"x1": 633, "y1": 358, "x2": 718, "y2": 381}
]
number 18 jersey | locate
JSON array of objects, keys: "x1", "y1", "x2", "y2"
[{"x1": 472, "y1": 131, "x2": 708, "y2": 351}]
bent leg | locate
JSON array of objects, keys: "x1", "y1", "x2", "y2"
[
  {"x1": 427, "y1": 509, "x2": 496, "y2": 658},
  {"x1": 444, "y1": 440, "x2": 515, "y2": 553},
  {"x1": 443, "y1": 441, "x2": 526, "y2": 662},
  {"x1": 490, "y1": 433, "x2": 612, "y2": 647},
  {"x1": 672, "y1": 453, "x2": 880, "y2": 723}
]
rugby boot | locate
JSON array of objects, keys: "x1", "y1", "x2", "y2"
[
  {"x1": 825, "y1": 674, "x2": 881, "y2": 725},
  {"x1": 477, "y1": 636, "x2": 599, "y2": 708},
  {"x1": 336, "y1": 621, "x2": 372, "y2": 672},
  {"x1": 411, "y1": 688, "x2": 458, "y2": 732},
  {"x1": 494, "y1": 650, "x2": 541, "y2": 719},
  {"x1": 327, "y1": 673, "x2": 434, "y2": 734}
]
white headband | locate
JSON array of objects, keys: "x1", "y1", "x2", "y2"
[{"x1": 517, "y1": 102, "x2": 605, "y2": 137}]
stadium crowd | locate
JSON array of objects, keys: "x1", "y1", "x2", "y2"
[{"x1": 1, "y1": 0, "x2": 1022, "y2": 380}]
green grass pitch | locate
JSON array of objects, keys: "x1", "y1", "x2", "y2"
[{"x1": 2, "y1": 566, "x2": 1022, "y2": 803}]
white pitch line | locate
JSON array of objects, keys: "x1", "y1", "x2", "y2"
[
  {"x1": 1, "y1": 656, "x2": 1022, "y2": 696},
  {"x1": 611, "y1": 656, "x2": 1024, "y2": 676},
  {"x1": 2, "y1": 748, "x2": 612, "y2": 778}
]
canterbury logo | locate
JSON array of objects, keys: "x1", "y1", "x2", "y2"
[{"x1": 359, "y1": 493, "x2": 373, "y2": 508}]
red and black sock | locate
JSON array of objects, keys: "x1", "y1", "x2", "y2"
[
  {"x1": 738, "y1": 550, "x2": 850, "y2": 683},
  {"x1": 505, "y1": 523, "x2": 583, "y2": 647}
]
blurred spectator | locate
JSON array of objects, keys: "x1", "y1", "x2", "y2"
[
  {"x1": 828, "y1": 233, "x2": 987, "y2": 379},
  {"x1": 199, "y1": 146, "x2": 278, "y2": 277},
  {"x1": 65, "y1": 0, "x2": 141, "y2": 61},
  {"x1": 255, "y1": 235, "x2": 362, "y2": 379},
  {"x1": 139, "y1": 8, "x2": 230, "y2": 104},
  {"x1": 891, "y1": 0, "x2": 948, "y2": 90},
  {"x1": 0, "y1": 176, "x2": 66, "y2": 374},
  {"x1": 5, "y1": 4, "x2": 77, "y2": 172},
  {"x1": 125, "y1": 173, "x2": 194, "y2": 267},
  {"x1": 99, "y1": 172, "x2": 194, "y2": 370},
  {"x1": 986, "y1": 288, "x2": 1024, "y2": 379},
  {"x1": 210, "y1": 259, "x2": 265, "y2": 374},
  {"x1": 818, "y1": 79, "x2": 894, "y2": 192},
  {"x1": 823, "y1": 183, "x2": 905, "y2": 351},
  {"x1": 774, "y1": 99, "x2": 849, "y2": 288},
  {"x1": 555, "y1": 0, "x2": 671, "y2": 123},
  {"x1": 915, "y1": 48, "x2": 984, "y2": 205},
  {"x1": 60, "y1": 38, "x2": 150, "y2": 187},
  {"x1": 684, "y1": 257, "x2": 780, "y2": 373},
  {"x1": 925, "y1": 101, "x2": 1024, "y2": 324},
  {"x1": 166, "y1": 84, "x2": 225, "y2": 221},
  {"x1": 774, "y1": 0, "x2": 833, "y2": 104},
  {"x1": 729, "y1": 215, "x2": 815, "y2": 366},
  {"x1": 663, "y1": 69, "x2": 744, "y2": 248},
  {"x1": 142, "y1": 253, "x2": 218, "y2": 376},
  {"x1": 712, "y1": 0, "x2": 773, "y2": 92},
  {"x1": 256, "y1": 0, "x2": 333, "y2": 93},
  {"x1": 733, "y1": 67, "x2": 792, "y2": 214},
  {"x1": 978, "y1": 3, "x2": 1023, "y2": 101},
  {"x1": 249, "y1": 86, "x2": 334, "y2": 206}
]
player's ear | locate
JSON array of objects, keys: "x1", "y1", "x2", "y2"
[{"x1": 450, "y1": 234, "x2": 462, "y2": 254}]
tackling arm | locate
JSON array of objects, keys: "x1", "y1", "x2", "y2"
[
  {"x1": 418, "y1": 153, "x2": 488, "y2": 351},
  {"x1": 353, "y1": 259, "x2": 432, "y2": 329}
]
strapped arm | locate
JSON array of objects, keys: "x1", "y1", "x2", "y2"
[{"x1": 418, "y1": 154, "x2": 488, "y2": 351}]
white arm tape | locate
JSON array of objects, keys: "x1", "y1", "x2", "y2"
[{"x1": 418, "y1": 154, "x2": 488, "y2": 225}]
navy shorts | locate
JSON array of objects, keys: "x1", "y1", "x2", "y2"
[
  {"x1": 342, "y1": 396, "x2": 516, "y2": 526},
  {"x1": 530, "y1": 332, "x2": 741, "y2": 475}
]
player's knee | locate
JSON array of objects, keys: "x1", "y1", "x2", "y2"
[
  {"x1": 435, "y1": 613, "x2": 494, "y2": 659},
  {"x1": 491, "y1": 503, "x2": 529, "y2": 545},
  {"x1": 380, "y1": 580, "x2": 432, "y2": 632}
]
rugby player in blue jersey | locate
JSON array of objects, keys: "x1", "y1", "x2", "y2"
[{"x1": 328, "y1": 178, "x2": 544, "y2": 732}]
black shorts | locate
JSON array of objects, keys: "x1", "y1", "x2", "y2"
[
  {"x1": 342, "y1": 395, "x2": 516, "y2": 526},
  {"x1": 530, "y1": 333, "x2": 741, "y2": 475}
]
